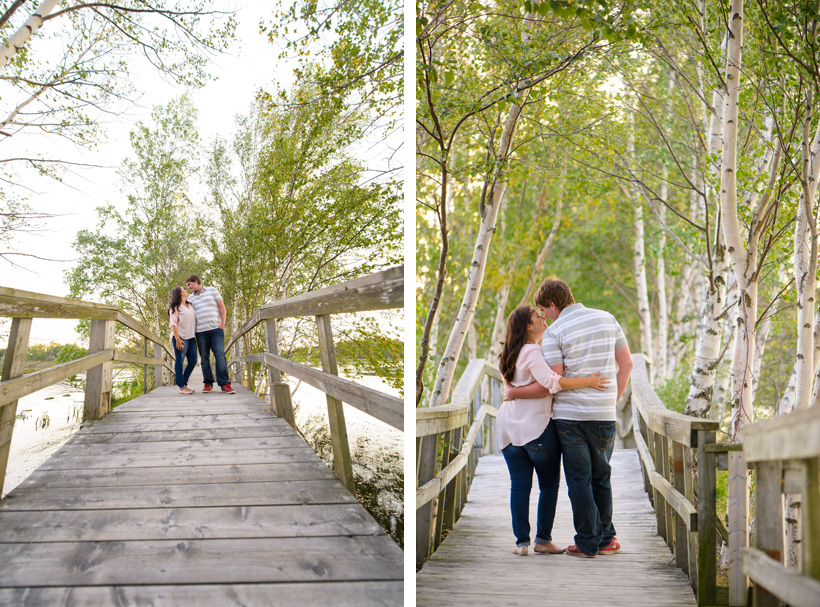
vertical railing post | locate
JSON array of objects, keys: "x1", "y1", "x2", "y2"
[
  {"x1": 417, "y1": 434, "x2": 437, "y2": 566},
  {"x1": 728, "y1": 448, "x2": 749, "y2": 606},
  {"x1": 316, "y1": 314, "x2": 355, "y2": 493},
  {"x1": 751, "y1": 460, "x2": 783, "y2": 607},
  {"x1": 85, "y1": 318, "x2": 115, "y2": 421},
  {"x1": 143, "y1": 337, "x2": 148, "y2": 394},
  {"x1": 697, "y1": 428, "x2": 717, "y2": 606},
  {"x1": 672, "y1": 441, "x2": 689, "y2": 575},
  {"x1": 264, "y1": 319, "x2": 295, "y2": 428},
  {"x1": 473, "y1": 387, "x2": 483, "y2": 464},
  {"x1": 0, "y1": 317, "x2": 32, "y2": 496},
  {"x1": 803, "y1": 458, "x2": 820, "y2": 583},
  {"x1": 489, "y1": 377, "x2": 500, "y2": 454},
  {"x1": 153, "y1": 342, "x2": 165, "y2": 389}
]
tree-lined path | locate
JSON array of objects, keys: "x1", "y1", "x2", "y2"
[
  {"x1": 416, "y1": 450, "x2": 696, "y2": 607},
  {"x1": 0, "y1": 366, "x2": 403, "y2": 606}
]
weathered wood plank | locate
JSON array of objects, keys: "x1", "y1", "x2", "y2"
[
  {"x1": 56, "y1": 435, "x2": 308, "y2": 455},
  {"x1": 744, "y1": 405, "x2": 820, "y2": 462},
  {"x1": 68, "y1": 427, "x2": 292, "y2": 444},
  {"x1": 743, "y1": 547, "x2": 820, "y2": 607},
  {"x1": 0, "y1": 317, "x2": 32, "y2": 497},
  {"x1": 0, "y1": 479, "x2": 357, "y2": 511},
  {"x1": 0, "y1": 535, "x2": 402, "y2": 586},
  {"x1": 0, "y1": 503, "x2": 383, "y2": 542},
  {"x1": 85, "y1": 319, "x2": 116, "y2": 420},
  {"x1": 16, "y1": 461, "x2": 335, "y2": 489},
  {"x1": 0, "y1": 581, "x2": 404, "y2": 607},
  {"x1": 242, "y1": 352, "x2": 403, "y2": 429}
]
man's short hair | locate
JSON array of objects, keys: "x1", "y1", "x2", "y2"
[
  {"x1": 535, "y1": 276, "x2": 575, "y2": 311},
  {"x1": 185, "y1": 274, "x2": 201, "y2": 285}
]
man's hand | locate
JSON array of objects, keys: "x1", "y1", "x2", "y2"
[{"x1": 217, "y1": 299, "x2": 227, "y2": 330}]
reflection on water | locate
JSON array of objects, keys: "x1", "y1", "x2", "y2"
[{"x1": 289, "y1": 375, "x2": 404, "y2": 549}]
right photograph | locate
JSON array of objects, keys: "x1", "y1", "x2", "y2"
[{"x1": 415, "y1": 1, "x2": 820, "y2": 606}]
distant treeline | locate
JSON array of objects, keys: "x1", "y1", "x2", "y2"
[{"x1": 0, "y1": 343, "x2": 88, "y2": 367}]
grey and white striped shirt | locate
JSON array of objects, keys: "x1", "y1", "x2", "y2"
[
  {"x1": 541, "y1": 303, "x2": 628, "y2": 421},
  {"x1": 187, "y1": 286, "x2": 223, "y2": 332}
]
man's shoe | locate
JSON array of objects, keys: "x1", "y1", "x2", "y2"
[
  {"x1": 222, "y1": 383, "x2": 236, "y2": 394},
  {"x1": 598, "y1": 538, "x2": 621, "y2": 555},
  {"x1": 202, "y1": 384, "x2": 213, "y2": 393},
  {"x1": 566, "y1": 544, "x2": 596, "y2": 558}
]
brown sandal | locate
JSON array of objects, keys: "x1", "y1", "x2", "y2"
[{"x1": 512, "y1": 545, "x2": 528, "y2": 556}]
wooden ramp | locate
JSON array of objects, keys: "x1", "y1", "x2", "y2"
[
  {"x1": 0, "y1": 373, "x2": 403, "y2": 606},
  {"x1": 416, "y1": 450, "x2": 696, "y2": 607}
]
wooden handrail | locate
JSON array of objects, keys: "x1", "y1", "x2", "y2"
[
  {"x1": 416, "y1": 357, "x2": 501, "y2": 566},
  {"x1": 226, "y1": 266, "x2": 404, "y2": 351},
  {"x1": 240, "y1": 351, "x2": 402, "y2": 430},
  {"x1": 741, "y1": 405, "x2": 820, "y2": 607},
  {"x1": 0, "y1": 286, "x2": 174, "y2": 359}
]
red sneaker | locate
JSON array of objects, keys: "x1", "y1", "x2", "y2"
[
  {"x1": 202, "y1": 384, "x2": 213, "y2": 393},
  {"x1": 566, "y1": 544, "x2": 596, "y2": 558},
  {"x1": 221, "y1": 383, "x2": 236, "y2": 394},
  {"x1": 599, "y1": 538, "x2": 621, "y2": 555}
]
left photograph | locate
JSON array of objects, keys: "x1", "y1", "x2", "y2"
[{"x1": 0, "y1": 0, "x2": 404, "y2": 603}]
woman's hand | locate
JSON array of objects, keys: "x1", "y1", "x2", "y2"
[
  {"x1": 586, "y1": 372, "x2": 610, "y2": 391},
  {"x1": 175, "y1": 337, "x2": 184, "y2": 350}
]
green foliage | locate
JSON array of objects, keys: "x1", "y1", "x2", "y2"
[{"x1": 25, "y1": 342, "x2": 63, "y2": 363}]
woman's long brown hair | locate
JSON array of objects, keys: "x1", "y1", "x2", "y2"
[{"x1": 498, "y1": 305, "x2": 535, "y2": 382}]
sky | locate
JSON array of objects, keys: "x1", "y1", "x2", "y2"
[{"x1": 1, "y1": 2, "x2": 295, "y2": 346}]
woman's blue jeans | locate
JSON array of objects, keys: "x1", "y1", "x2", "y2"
[
  {"x1": 501, "y1": 421, "x2": 561, "y2": 547},
  {"x1": 172, "y1": 336, "x2": 197, "y2": 389}
]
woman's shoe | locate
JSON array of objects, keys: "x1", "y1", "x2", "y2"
[
  {"x1": 178, "y1": 387, "x2": 194, "y2": 394},
  {"x1": 534, "y1": 542, "x2": 566, "y2": 554},
  {"x1": 512, "y1": 545, "x2": 528, "y2": 556}
]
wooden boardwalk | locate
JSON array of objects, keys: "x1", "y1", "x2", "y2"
[
  {"x1": 416, "y1": 450, "x2": 696, "y2": 607},
  {"x1": 0, "y1": 371, "x2": 403, "y2": 606}
]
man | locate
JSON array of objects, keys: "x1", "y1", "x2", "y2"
[
  {"x1": 507, "y1": 276, "x2": 632, "y2": 558},
  {"x1": 184, "y1": 274, "x2": 235, "y2": 394}
]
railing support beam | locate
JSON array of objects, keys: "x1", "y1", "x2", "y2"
[
  {"x1": 264, "y1": 319, "x2": 295, "y2": 428},
  {"x1": 316, "y1": 314, "x2": 355, "y2": 494},
  {"x1": 0, "y1": 317, "x2": 32, "y2": 496},
  {"x1": 85, "y1": 319, "x2": 115, "y2": 421}
]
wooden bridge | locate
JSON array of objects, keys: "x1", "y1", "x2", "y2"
[
  {"x1": 416, "y1": 355, "x2": 820, "y2": 607},
  {"x1": 0, "y1": 268, "x2": 404, "y2": 605}
]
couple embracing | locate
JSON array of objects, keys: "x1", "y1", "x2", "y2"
[
  {"x1": 167, "y1": 275, "x2": 235, "y2": 396},
  {"x1": 497, "y1": 276, "x2": 633, "y2": 558}
]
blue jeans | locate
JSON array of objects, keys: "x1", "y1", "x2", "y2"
[
  {"x1": 555, "y1": 419, "x2": 617, "y2": 556},
  {"x1": 195, "y1": 328, "x2": 229, "y2": 387},
  {"x1": 171, "y1": 336, "x2": 197, "y2": 389},
  {"x1": 501, "y1": 422, "x2": 561, "y2": 547}
]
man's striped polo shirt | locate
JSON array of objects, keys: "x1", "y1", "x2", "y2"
[
  {"x1": 187, "y1": 286, "x2": 223, "y2": 332},
  {"x1": 541, "y1": 303, "x2": 628, "y2": 421}
]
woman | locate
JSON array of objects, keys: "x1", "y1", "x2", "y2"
[
  {"x1": 497, "y1": 305, "x2": 609, "y2": 556},
  {"x1": 168, "y1": 286, "x2": 197, "y2": 394}
]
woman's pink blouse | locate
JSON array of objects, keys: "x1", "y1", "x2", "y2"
[{"x1": 497, "y1": 344, "x2": 563, "y2": 449}]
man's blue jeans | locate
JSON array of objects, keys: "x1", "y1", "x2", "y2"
[
  {"x1": 171, "y1": 336, "x2": 197, "y2": 389},
  {"x1": 195, "y1": 328, "x2": 229, "y2": 387},
  {"x1": 501, "y1": 422, "x2": 561, "y2": 547},
  {"x1": 555, "y1": 419, "x2": 617, "y2": 556}
]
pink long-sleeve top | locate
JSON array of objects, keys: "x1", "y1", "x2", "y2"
[
  {"x1": 169, "y1": 304, "x2": 196, "y2": 341},
  {"x1": 497, "y1": 343, "x2": 563, "y2": 449}
]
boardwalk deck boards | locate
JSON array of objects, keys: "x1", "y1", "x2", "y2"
[
  {"x1": 0, "y1": 377, "x2": 403, "y2": 606},
  {"x1": 416, "y1": 450, "x2": 697, "y2": 607}
]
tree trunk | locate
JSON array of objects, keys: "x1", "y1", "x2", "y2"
[
  {"x1": 427, "y1": 96, "x2": 529, "y2": 408},
  {"x1": 655, "y1": 174, "x2": 669, "y2": 382},
  {"x1": 627, "y1": 107, "x2": 654, "y2": 370},
  {"x1": 0, "y1": 0, "x2": 59, "y2": 70}
]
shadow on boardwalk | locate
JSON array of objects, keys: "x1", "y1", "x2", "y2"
[
  {"x1": 0, "y1": 372, "x2": 403, "y2": 606},
  {"x1": 416, "y1": 450, "x2": 696, "y2": 607}
]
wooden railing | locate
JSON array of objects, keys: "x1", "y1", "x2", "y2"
[
  {"x1": 0, "y1": 286, "x2": 174, "y2": 495},
  {"x1": 225, "y1": 266, "x2": 403, "y2": 494},
  {"x1": 742, "y1": 405, "x2": 820, "y2": 607},
  {"x1": 416, "y1": 359, "x2": 502, "y2": 566},
  {"x1": 630, "y1": 353, "x2": 724, "y2": 605}
]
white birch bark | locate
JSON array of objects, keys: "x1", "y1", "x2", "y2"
[
  {"x1": 0, "y1": 0, "x2": 59, "y2": 71},
  {"x1": 427, "y1": 13, "x2": 537, "y2": 407},
  {"x1": 792, "y1": 98, "x2": 820, "y2": 411},
  {"x1": 627, "y1": 107, "x2": 654, "y2": 371},
  {"x1": 717, "y1": 6, "x2": 752, "y2": 604},
  {"x1": 655, "y1": 171, "x2": 669, "y2": 382}
]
